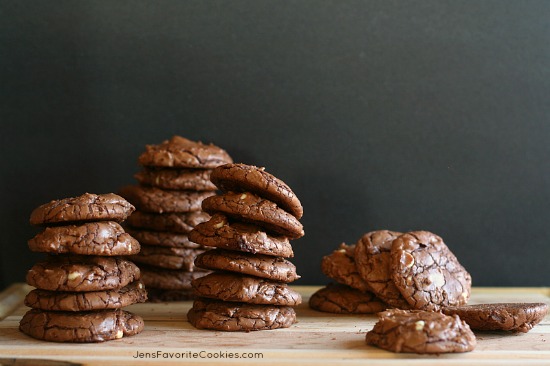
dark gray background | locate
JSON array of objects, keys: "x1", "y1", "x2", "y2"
[{"x1": 2, "y1": 1, "x2": 549, "y2": 290}]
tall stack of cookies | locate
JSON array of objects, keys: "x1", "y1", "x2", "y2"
[
  {"x1": 187, "y1": 163, "x2": 304, "y2": 331},
  {"x1": 120, "y1": 136, "x2": 233, "y2": 301},
  {"x1": 20, "y1": 193, "x2": 146, "y2": 343}
]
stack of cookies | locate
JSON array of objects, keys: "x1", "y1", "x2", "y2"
[
  {"x1": 120, "y1": 136, "x2": 233, "y2": 301},
  {"x1": 20, "y1": 193, "x2": 146, "y2": 343},
  {"x1": 187, "y1": 163, "x2": 304, "y2": 331}
]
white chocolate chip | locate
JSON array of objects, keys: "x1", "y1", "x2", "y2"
[
  {"x1": 240, "y1": 193, "x2": 247, "y2": 200},
  {"x1": 138, "y1": 283, "x2": 143, "y2": 289},
  {"x1": 67, "y1": 272, "x2": 81, "y2": 281},
  {"x1": 414, "y1": 320, "x2": 425, "y2": 331},
  {"x1": 115, "y1": 330, "x2": 123, "y2": 339},
  {"x1": 128, "y1": 244, "x2": 132, "y2": 251},
  {"x1": 402, "y1": 252, "x2": 415, "y2": 268},
  {"x1": 429, "y1": 271, "x2": 446, "y2": 288},
  {"x1": 213, "y1": 220, "x2": 226, "y2": 229}
]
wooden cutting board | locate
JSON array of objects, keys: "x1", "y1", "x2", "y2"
[{"x1": 0, "y1": 284, "x2": 548, "y2": 365}]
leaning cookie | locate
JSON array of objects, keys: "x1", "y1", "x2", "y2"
[
  {"x1": 309, "y1": 283, "x2": 387, "y2": 314},
  {"x1": 321, "y1": 243, "x2": 371, "y2": 293}
]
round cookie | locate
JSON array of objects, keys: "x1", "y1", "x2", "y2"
[
  {"x1": 187, "y1": 298, "x2": 296, "y2": 332},
  {"x1": 210, "y1": 163, "x2": 303, "y2": 219},
  {"x1": 129, "y1": 245, "x2": 204, "y2": 271},
  {"x1": 26, "y1": 255, "x2": 140, "y2": 292},
  {"x1": 320, "y1": 243, "x2": 371, "y2": 293},
  {"x1": 442, "y1": 303, "x2": 549, "y2": 333},
  {"x1": 126, "y1": 229, "x2": 201, "y2": 249},
  {"x1": 192, "y1": 272, "x2": 302, "y2": 306},
  {"x1": 24, "y1": 281, "x2": 147, "y2": 312},
  {"x1": 139, "y1": 265, "x2": 209, "y2": 290},
  {"x1": 135, "y1": 168, "x2": 217, "y2": 191},
  {"x1": 201, "y1": 192, "x2": 304, "y2": 239},
  {"x1": 28, "y1": 221, "x2": 140, "y2": 256},
  {"x1": 309, "y1": 283, "x2": 387, "y2": 314},
  {"x1": 126, "y1": 211, "x2": 210, "y2": 233},
  {"x1": 354, "y1": 230, "x2": 409, "y2": 308},
  {"x1": 391, "y1": 231, "x2": 472, "y2": 311},
  {"x1": 30, "y1": 193, "x2": 135, "y2": 226},
  {"x1": 194, "y1": 249, "x2": 300, "y2": 283},
  {"x1": 120, "y1": 185, "x2": 214, "y2": 213},
  {"x1": 147, "y1": 288, "x2": 195, "y2": 302},
  {"x1": 19, "y1": 309, "x2": 144, "y2": 343},
  {"x1": 366, "y1": 309, "x2": 476, "y2": 354},
  {"x1": 189, "y1": 214, "x2": 293, "y2": 258},
  {"x1": 138, "y1": 135, "x2": 232, "y2": 169}
]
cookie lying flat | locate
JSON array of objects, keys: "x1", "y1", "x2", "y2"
[
  {"x1": 135, "y1": 168, "x2": 217, "y2": 191},
  {"x1": 30, "y1": 193, "x2": 135, "y2": 225},
  {"x1": 366, "y1": 309, "x2": 476, "y2": 354},
  {"x1": 28, "y1": 221, "x2": 140, "y2": 256},
  {"x1": 321, "y1": 243, "x2": 371, "y2": 293},
  {"x1": 354, "y1": 230, "x2": 409, "y2": 308},
  {"x1": 26, "y1": 255, "x2": 140, "y2": 292},
  {"x1": 138, "y1": 135, "x2": 232, "y2": 169},
  {"x1": 192, "y1": 272, "x2": 302, "y2": 306},
  {"x1": 19, "y1": 309, "x2": 144, "y2": 343},
  {"x1": 195, "y1": 249, "x2": 299, "y2": 282},
  {"x1": 442, "y1": 303, "x2": 549, "y2": 333},
  {"x1": 309, "y1": 283, "x2": 387, "y2": 314},
  {"x1": 147, "y1": 288, "x2": 195, "y2": 302},
  {"x1": 129, "y1": 245, "x2": 204, "y2": 271},
  {"x1": 187, "y1": 298, "x2": 296, "y2": 331},
  {"x1": 126, "y1": 211, "x2": 210, "y2": 233},
  {"x1": 24, "y1": 281, "x2": 147, "y2": 312},
  {"x1": 189, "y1": 214, "x2": 293, "y2": 258},
  {"x1": 120, "y1": 185, "x2": 214, "y2": 213},
  {"x1": 202, "y1": 192, "x2": 304, "y2": 239},
  {"x1": 391, "y1": 231, "x2": 471, "y2": 311},
  {"x1": 210, "y1": 164, "x2": 303, "y2": 219},
  {"x1": 139, "y1": 265, "x2": 209, "y2": 290},
  {"x1": 126, "y1": 229, "x2": 201, "y2": 249}
]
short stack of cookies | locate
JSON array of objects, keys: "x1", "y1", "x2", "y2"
[
  {"x1": 20, "y1": 193, "x2": 146, "y2": 343},
  {"x1": 187, "y1": 163, "x2": 304, "y2": 331},
  {"x1": 120, "y1": 136, "x2": 233, "y2": 301}
]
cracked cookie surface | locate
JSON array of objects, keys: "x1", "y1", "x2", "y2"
[
  {"x1": 127, "y1": 229, "x2": 201, "y2": 248},
  {"x1": 126, "y1": 211, "x2": 210, "y2": 233},
  {"x1": 321, "y1": 243, "x2": 371, "y2": 293},
  {"x1": 120, "y1": 185, "x2": 214, "y2": 213},
  {"x1": 135, "y1": 167, "x2": 217, "y2": 191},
  {"x1": 309, "y1": 283, "x2": 387, "y2": 314}
]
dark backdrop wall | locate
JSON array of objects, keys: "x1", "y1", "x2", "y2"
[{"x1": 2, "y1": 1, "x2": 549, "y2": 290}]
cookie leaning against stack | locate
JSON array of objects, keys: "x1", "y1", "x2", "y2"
[
  {"x1": 21, "y1": 193, "x2": 146, "y2": 343},
  {"x1": 187, "y1": 163, "x2": 304, "y2": 331},
  {"x1": 120, "y1": 136, "x2": 232, "y2": 301}
]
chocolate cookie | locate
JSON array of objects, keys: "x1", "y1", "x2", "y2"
[
  {"x1": 129, "y1": 245, "x2": 204, "y2": 271},
  {"x1": 28, "y1": 221, "x2": 140, "y2": 256},
  {"x1": 147, "y1": 288, "x2": 195, "y2": 302},
  {"x1": 192, "y1": 272, "x2": 302, "y2": 306},
  {"x1": 320, "y1": 243, "x2": 371, "y2": 293},
  {"x1": 309, "y1": 283, "x2": 387, "y2": 314},
  {"x1": 366, "y1": 309, "x2": 476, "y2": 354},
  {"x1": 140, "y1": 265, "x2": 209, "y2": 290},
  {"x1": 24, "y1": 281, "x2": 147, "y2": 312},
  {"x1": 187, "y1": 298, "x2": 296, "y2": 331},
  {"x1": 442, "y1": 303, "x2": 549, "y2": 333},
  {"x1": 354, "y1": 230, "x2": 409, "y2": 308},
  {"x1": 126, "y1": 211, "x2": 210, "y2": 233},
  {"x1": 202, "y1": 192, "x2": 304, "y2": 239},
  {"x1": 26, "y1": 255, "x2": 140, "y2": 292},
  {"x1": 189, "y1": 214, "x2": 293, "y2": 257},
  {"x1": 210, "y1": 164, "x2": 303, "y2": 219},
  {"x1": 138, "y1": 135, "x2": 232, "y2": 169},
  {"x1": 30, "y1": 193, "x2": 135, "y2": 226},
  {"x1": 194, "y1": 249, "x2": 300, "y2": 282},
  {"x1": 391, "y1": 231, "x2": 471, "y2": 311},
  {"x1": 135, "y1": 168, "x2": 217, "y2": 191},
  {"x1": 126, "y1": 229, "x2": 201, "y2": 249},
  {"x1": 19, "y1": 309, "x2": 144, "y2": 342},
  {"x1": 120, "y1": 185, "x2": 214, "y2": 213}
]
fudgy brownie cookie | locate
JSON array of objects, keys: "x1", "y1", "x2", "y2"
[
  {"x1": 189, "y1": 214, "x2": 293, "y2": 257},
  {"x1": 192, "y1": 272, "x2": 302, "y2": 306},
  {"x1": 194, "y1": 249, "x2": 300, "y2": 282},
  {"x1": 210, "y1": 164, "x2": 303, "y2": 219},
  {"x1": 30, "y1": 193, "x2": 135, "y2": 225},
  {"x1": 126, "y1": 211, "x2": 210, "y2": 233},
  {"x1": 187, "y1": 298, "x2": 296, "y2": 331},
  {"x1": 391, "y1": 231, "x2": 471, "y2": 311},
  {"x1": 442, "y1": 303, "x2": 549, "y2": 333},
  {"x1": 202, "y1": 192, "x2": 304, "y2": 239},
  {"x1": 147, "y1": 288, "x2": 195, "y2": 302},
  {"x1": 120, "y1": 185, "x2": 214, "y2": 213},
  {"x1": 354, "y1": 230, "x2": 409, "y2": 309},
  {"x1": 28, "y1": 221, "x2": 140, "y2": 256},
  {"x1": 309, "y1": 283, "x2": 387, "y2": 314},
  {"x1": 321, "y1": 243, "x2": 371, "y2": 293},
  {"x1": 26, "y1": 255, "x2": 140, "y2": 292},
  {"x1": 129, "y1": 245, "x2": 204, "y2": 271},
  {"x1": 138, "y1": 136, "x2": 232, "y2": 169},
  {"x1": 24, "y1": 281, "x2": 147, "y2": 312},
  {"x1": 126, "y1": 229, "x2": 201, "y2": 249},
  {"x1": 19, "y1": 309, "x2": 144, "y2": 342},
  {"x1": 139, "y1": 265, "x2": 208, "y2": 290},
  {"x1": 366, "y1": 309, "x2": 476, "y2": 354},
  {"x1": 135, "y1": 168, "x2": 217, "y2": 191}
]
